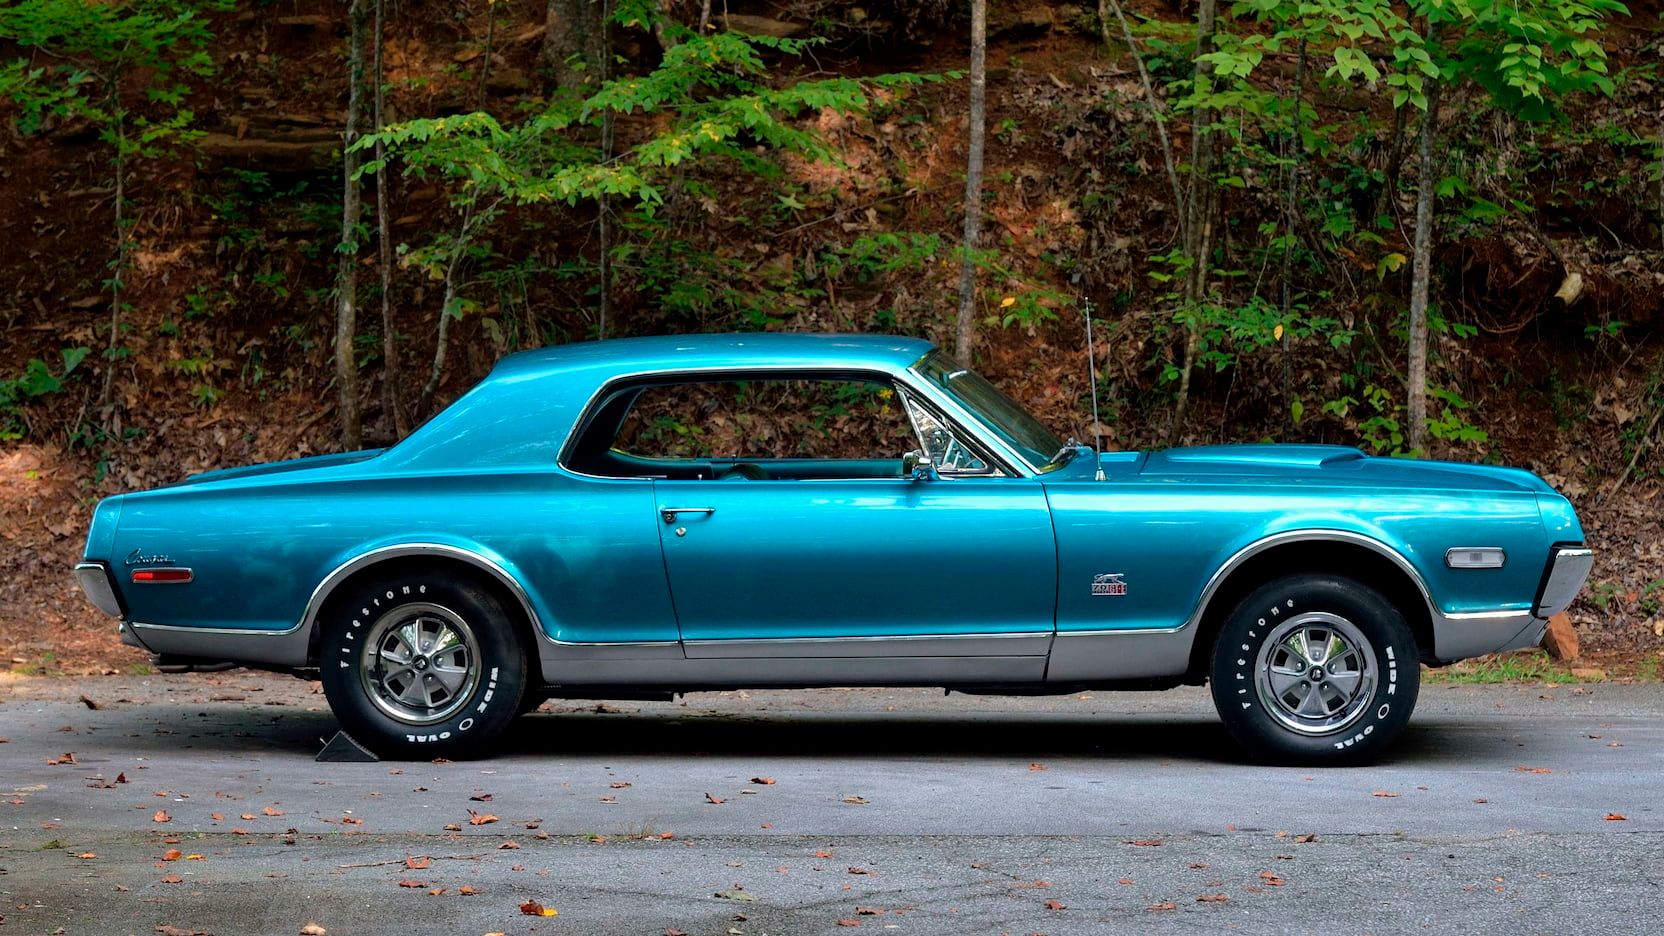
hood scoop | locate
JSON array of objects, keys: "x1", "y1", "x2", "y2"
[{"x1": 1144, "y1": 444, "x2": 1367, "y2": 472}]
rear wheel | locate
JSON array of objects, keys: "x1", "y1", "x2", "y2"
[
  {"x1": 319, "y1": 569, "x2": 528, "y2": 759},
  {"x1": 1209, "y1": 575, "x2": 1419, "y2": 764}
]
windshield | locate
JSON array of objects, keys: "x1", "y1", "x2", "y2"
[{"x1": 915, "y1": 352, "x2": 1065, "y2": 469}]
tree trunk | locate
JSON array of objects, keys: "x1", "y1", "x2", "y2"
[
  {"x1": 954, "y1": 0, "x2": 987, "y2": 365},
  {"x1": 1377, "y1": 102, "x2": 1408, "y2": 222},
  {"x1": 1406, "y1": 79, "x2": 1441, "y2": 454},
  {"x1": 1100, "y1": 0, "x2": 1185, "y2": 245},
  {"x1": 1167, "y1": 0, "x2": 1218, "y2": 443},
  {"x1": 100, "y1": 80, "x2": 125, "y2": 415},
  {"x1": 598, "y1": 0, "x2": 614, "y2": 339},
  {"x1": 335, "y1": 0, "x2": 369, "y2": 451},
  {"x1": 1278, "y1": 37, "x2": 1307, "y2": 432},
  {"x1": 541, "y1": 0, "x2": 605, "y2": 92},
  {"x1": 373, "y1": 0, "x2": 405, "y2": 438}
]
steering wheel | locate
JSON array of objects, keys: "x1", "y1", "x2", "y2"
[{"x1": 719, "y1": 463, "x2": 769, "y2": 481}]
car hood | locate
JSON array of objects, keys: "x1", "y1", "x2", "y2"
[{"x1": 1124, "y1": 444, "x2": 1554, "y2": 495}]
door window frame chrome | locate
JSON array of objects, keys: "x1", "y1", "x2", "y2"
[{"x1": 555, "y1": 363, "x2": 1027, "y2": 481}]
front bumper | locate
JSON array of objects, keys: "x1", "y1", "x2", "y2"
[
  {"x1": 1430, "y1": 544, "x2": 1593, "y2": 662},
  {"x1": 1534, "y1": 546, "x2": 1594, "y2": 619}
]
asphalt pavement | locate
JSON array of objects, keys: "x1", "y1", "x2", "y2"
[{"x1": 1, "y1": 673, "x2": 1661, "y2": 935}]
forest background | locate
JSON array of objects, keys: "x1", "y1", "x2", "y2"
[{"x1": 1, "y1": 0, "x2": 1661, "y2": 676}]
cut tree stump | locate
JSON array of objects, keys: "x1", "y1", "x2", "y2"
[{"x1": 1543, "y1": 612, "x2": 1579, "y2": 661}]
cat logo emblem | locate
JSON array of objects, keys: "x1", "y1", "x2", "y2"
[{"x1": 1091, "y1": 573, "x2": 1128, "y2": 597}]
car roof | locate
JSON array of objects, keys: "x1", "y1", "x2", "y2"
[{"x1": 489, "y1": 333, "x2": 938, "y2": 382}]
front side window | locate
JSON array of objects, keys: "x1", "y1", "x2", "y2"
[{"x1": 568, "y1": 375, "x2": 922, "y2": 480}]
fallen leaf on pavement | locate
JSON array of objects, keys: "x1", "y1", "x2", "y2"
[
  {"x1": 705, "y1": 793, "x2": 725, "y2": 804},
  {"x1": 854, "y1": 906, "x2": 882, "y2": 915},
  {"x1": 73, "y1": 852, "x2": 97, "y2": 859},
  {"x1": 750, "y1": 777, "x2": 776, "y2": 785},
  {"x1": 1371, "y1": 791, "x2": 1400, "y2": 798},
  {"x1": 847, "y1": 866, "x2": 872, "y2": 875},
  {"x1": 610, "y1": 781, "x2": 632, "y2": 789},
  {"x1": 841, "y1": 795, "x2": 868, "y2": 805},
  {"x1": 458, "y1": 885, "x2": 477, "y2": 896},
  {"x1": 1197, "y1": 893, "x2": 1229, "y2": 903},
  {"x1": 47, "y1": 752, "x2": 76, "y2": 765},
  {"x1": 714, "y1": 890, "x2": 757, "y2": 902},
  {"x1": 115, "y1": 772, "x2": 127, "y2": 783},
  {"x1": 154, "y1": 927, "x2": 210, "y2": 936},
  {"x1": 1029, "y1": 763, "x2": 1047, "y2": 772},
  {"x1": 299, "y1": 925, "x2": 327, "y2": 936},
  {"x1": 665, "y1": 929, "x2": 689, "y2": 936},
  {"x1": 469, "y1": 793, "x2": 493, "y2": 802},
  {"x1": 1259, "y1": 870, "x2": 1285, "y2": 886},
  {"x1": 405, "y1": 857, "x2": 431, "y2": 870},
  {"x1": 160, "y1": 874, "x2": 184, "y2": 884},
  {"x1": 1126, "y1": 839, "x2": 1162, "y2": 847},
  {"x1": 398, "y1": 880, "x2": 426, "y2": 888},
  {"x1": 1148, "y1": 901, "x2": 1177, "y2": 912},
  {"x1": 1044, "y1": 899, "x2": 1066, "y2": 910},
  {"x1": 210, "y1": 813, "x2": 224, "y2": 821},
  {"x1": 1605, "y1": 813, "x2": 1628, "y2": 821},
  {"x1": 836, "y1": 920, "x2": 861, "y2": 928},
  {"x1": 499, "y1": 841, "x2": 521, "y2": 850},
  {"x1": 153, "y1": 810, "x2": 171, "y2": 823},
  {"x1": 520, "y1": 901, "x2": 558, "y2": 917},
  {"x1": 162, "y1": 849, "x2": 183, "y2": 861},
  {"x1": 467, "y1": 811, "x2": 499, "y2": 826},
  {"x1": 262, "y1": 807, "x2": 284, "y2": 817},
  {"x1": 443, "y1": 823, "x2": 462, "y2": 831},
  {"x1": 1515, "y1": 766, "x2": 1552, "y2": 775},
  {"x1": 79, "y1": 695, "x2": 101, "y2": 710},
  {"x1": 1294, "y1": 833, "x2": 1317, "y2": 843}
]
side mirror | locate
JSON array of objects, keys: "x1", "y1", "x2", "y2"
[{"x1": 902, "y1": 450, "x2": 938, "y2": 482}]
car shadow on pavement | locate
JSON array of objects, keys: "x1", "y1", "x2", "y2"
[
  {"x1": 491, "y1": 710, "x2": 1509, "y2": 768},
  {"x1": 66, "y1": 704, "x2": 1542, "y2": 768}
]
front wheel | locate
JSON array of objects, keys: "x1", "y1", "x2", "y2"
[
  {"x1": 319, "y1": 569, "x2": 528, "y2": 759},
  {"x1": 1209, "y1": 575, "x2": 1419, "y2": 765}
]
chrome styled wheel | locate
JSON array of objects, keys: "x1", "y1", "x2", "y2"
[
  {"x1": 1254, "y1": 611, "x2": 1376, "y2": 736},
  {"x1": 359, "y1": 602, "x2": 481, "y2": 725}
]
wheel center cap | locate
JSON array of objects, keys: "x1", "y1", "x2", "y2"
[
  {"x1": 1308, "y1": 665, "x2": 1325, "y2": 680},
  {"x1": 413, "y1": 655, "x2": 430, "y2": 672}
]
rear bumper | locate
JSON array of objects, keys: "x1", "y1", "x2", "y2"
[{"x1": 74, "y1": 562, "x2": 124, "y2": 618}]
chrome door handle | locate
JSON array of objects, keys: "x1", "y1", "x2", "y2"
[{"x1": 661, "y1": 506, "x2": 716, "y2": 524}]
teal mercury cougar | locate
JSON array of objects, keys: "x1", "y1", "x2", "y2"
[{"x1": 75, "y1": 333, "x2": 1593, "y2": 762}]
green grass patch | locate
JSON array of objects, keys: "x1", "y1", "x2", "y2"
[
  {"x1": 1423, "y1": 649, "x2": 1602, "y2": 685},
  {"x1": 9, "y1": 651, "x2": 61, "y2": 677}
]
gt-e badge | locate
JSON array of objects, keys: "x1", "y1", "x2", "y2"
[{"x1": 1091, "y1": 573, "x2": 1127, "y2": 597}]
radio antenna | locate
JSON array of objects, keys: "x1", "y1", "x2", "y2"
[{"x1": 1083, "y1": 296, "x2": 1106, "y2": 481}]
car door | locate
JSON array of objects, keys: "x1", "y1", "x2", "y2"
[
  {"x1": 632, "y1": 374, "x2": 1057, "y2": 658},
  {"x1": 657, "y1": 473, "x2": 1056, "y2": 656}
]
